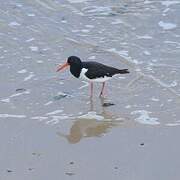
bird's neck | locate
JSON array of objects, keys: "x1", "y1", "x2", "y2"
[{"x1": 70, "y1": 64, "x2": 82, "y2": 78}]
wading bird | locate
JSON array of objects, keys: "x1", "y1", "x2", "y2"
[{"x1": 57, "y1": 56, "x2": 129, "y2": 97}]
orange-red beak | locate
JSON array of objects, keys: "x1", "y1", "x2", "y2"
[{"x1": 56, "y1": 62, "x2": 69, "y2": 72}]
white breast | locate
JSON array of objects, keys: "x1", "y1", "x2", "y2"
[
  {"x1": 80, "y1": 68, "x2": 89, "y2": 81},
  {"x1": 79, "y1": 68, "x2": 111, "y2": 83}
]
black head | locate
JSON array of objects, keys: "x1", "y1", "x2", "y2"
[
  {"x1": 57, "y1": 56, "x2": 83, "y2": 78},
  {"x1": 67, "y1": 56, "x2": 82, "y2": 78},
  {"x1": 67, "y1": 56, "x2": 82, "y2": 66}
]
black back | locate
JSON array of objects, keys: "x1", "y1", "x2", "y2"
[{"x1": 82, "y1": 61, "x2": 128, "y2": 79}]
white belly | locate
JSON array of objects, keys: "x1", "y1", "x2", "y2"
[{"x1": 79, "y1": 68, "x2": 111, "y2": 83}]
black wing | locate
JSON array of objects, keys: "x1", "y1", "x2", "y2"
[{"x1": 82, "y1": 61, "x2": 124, "y2": 79}]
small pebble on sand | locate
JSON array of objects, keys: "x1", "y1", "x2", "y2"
[
  {"x1": 65, "y1": 172, "x2": 75, "y2": 176},
  {"x1": 7, "y1": 169, "x2": 13, "y2": 173},
  {"x1": 102, "y1": 102, "x2": 115, "y2": 107}
]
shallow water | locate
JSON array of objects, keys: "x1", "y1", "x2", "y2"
[{"x1": 0, "y1": 0, "x2": 180, "y2": 179}]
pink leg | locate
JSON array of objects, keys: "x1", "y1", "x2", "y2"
[
  {"x1": 100, "y1": 82, "x2": 105, "y2": 97},
  {"x1": 90, "y1": 83, "x2": 93, "y2": 98}
]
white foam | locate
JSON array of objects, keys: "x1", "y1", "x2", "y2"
[
  {"x1": 166, "y1": 122, "x2": 180, "y2": 126},
  {"x1": 167, "y1": 99, "x2": 173, "y2": 102},
  {"x1": 1, "y1": 90, "x2": 30, "y2": 103},
  {"x1": 131, "y1": 110, "x2": 160, "y2": 125},
  {"x1": 26, "y1": 38, "x2": 35, "y2": 42},
  {"x1": 143, "y1": 50, "x2": 151, "y2": 55},
  {"x1": 16, "y1": 4, "x2": 23, "y2": 7},
  {"x1": 170, "y1": 80, "x2": 177, "y2": 87},
  {"x1": 85, "y1": 25, "x2": 94, "y2": 28},
  {"x1": 67, "y1": 0, "x2": 87, "y2": 3},
  {"x1": 13, "y1": 37, "x2": 18, "y2": 41},
  {"x1": 0, "y1": 114, "x2": 26, "y2": 118},
  {"x1": 17, "y1": 69, "x2": 27, "y2": 74},
  {"x1": 42, "y1": 48, "x2": 50, "y2": 51},
  {"x1": 158, "y1": 21, "x2": 177, "y2": 30},
  {"x1": 111, "y1": 19, "x2": 124, "y2": 25},
  {"x1": 71, "y1": 29, "x2": 80, "y2": 33},
  {"x1": 107, "y1": 48, "x2": 129, "y2": 57},
  {"x1": 24, "y1": 73, "x2": 35, "y2": 81},
  {"x1": 31, "y1": 116, "x2": 48, "y2": 121},
  {"x1": 45, "y1": 119, "x2": 59, "y2": 125},
  {"x1": 164, "y1": 40, "x2": 180, "y2": 45},
  {"x1": 108, "y1": 48, "x2": 141, "y2": 64},
  {"x1": 81, "y1": 29, "x2": 90, "y2": 33},
  {"x1": 88, "y1": 55, "x2": 96, "y2": 60},
  {"x1": 78, "y1": 111, "x2": 104, "y2": 121},
  {"x1": 29, "y1": 46, "x2": 39, "y2": 52},
  {"x1": 24, "y1": 56, "x2": 31, "y2": 59},
  {"x1": 52, "y1": 115, "x2": 69, "y2": 120},
  {"x1": 61, "y1": 20, "x2": 67, "y2": 23},
  {"x1": 1, "y1": 98, "x2": 10, "y2": 103},
  {"x1": 37, "y1": 60, "x2": 43, "y2": 64},
  {"x1": 46, "y1": 115, "x2": 69, "y2": 125},
  {"x1": 163, "y1": 8, "x2": 170, "y2": 14},
  {"x1": 10, "y1": 90, "x2": 30, "y2": 98},
  {"x1": 46, "y1": 110, "x2": 63, "y2": 115},
  {"x1": 151, "y1": 97, "x2": 160, "y2": 102},
  {"x1": 137, "y1": 35, "x2": 153, "y2": 39},
  {"x1": 27, "y1": 13, "x2": 35, "y2": 17},
  {"x1": 84, "y1": 6, "x2": 111, "y2": 16},
  {"x1": 44, "y1": 101, "x2": 53, "y2": 106},
  {"x1": 161, "y1": 1, "x2": 180, "y2": 7},
  {"x1": 118, "y1": 76, "x2": 126, "y2": 79},
  {"x1": 8, "y1": 21, "x2": 21, "y2": 27},
  {"x1": 58, "y1": 82, "x2": 64, "y2": 85},
  {"x1": 125, "y1": 105, "x2": 131, "y2": 109}
]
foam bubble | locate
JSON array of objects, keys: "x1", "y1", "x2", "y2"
[
  {"x1": 78, "y1": 111, "x2": 104, "y2": 121},
  {"x1": 158, "y1": 21, "x2": 177, "y2": 30},
  {"x1": 9, "y1": 21, "x2": 21, "y2": 27},
  {"x1": 17, "y1": 69, "x2": 27, "y2": 74},
  {"x1": 0, "y1": 114, "x2": 26, "y2": 118},
  {"x1": 46, "y1": 110, "x2": 63, "y2": 115},
  {"x1": 24, "y1": 73, "x2": 35, "y2": 81},
  {"x1": 131, "y1": 110, "x2": 160, "y2": 125},
  {"x1": 29, "y1": 46, "x2": 39, "y2": 52}
]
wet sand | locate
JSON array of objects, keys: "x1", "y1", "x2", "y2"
[{"x1": 0, "y1": 0, "x2": 180, "y2": 179}]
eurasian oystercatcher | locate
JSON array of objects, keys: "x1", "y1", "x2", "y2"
[{"x1": 57, "y1": 56, "x2": 129, "y2": 97}]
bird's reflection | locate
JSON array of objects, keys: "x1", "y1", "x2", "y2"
[{"x1": 57, "y1": 97, "x2": 124, "y2": 144}]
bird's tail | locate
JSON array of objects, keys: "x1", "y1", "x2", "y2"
[{"x1": 118, "y1": 69, "x2": 129, "y2": 74}]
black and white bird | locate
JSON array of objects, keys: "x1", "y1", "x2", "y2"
[{"x1": 57, "y1": 56, "x2": 129, "y2": 97}]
